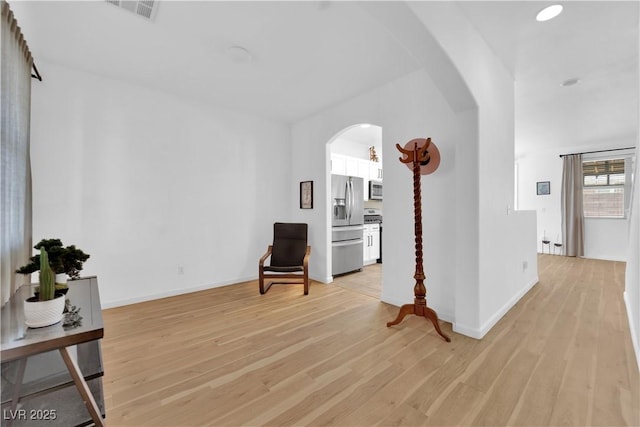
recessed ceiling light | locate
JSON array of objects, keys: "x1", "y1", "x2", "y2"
[
  {"x1": 561, "y1": 77, "x2": 580, "y2": 87},
  {"x1": 226, "y1": 45, "x2": 253, "y2": 64},
  {"x1": 536, "y1": 4, "x2": 563, "y2": 22}
]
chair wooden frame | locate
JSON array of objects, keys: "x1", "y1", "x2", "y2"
[{"x1": 259, "y1": 245, "x2": 311, "y2": 295}]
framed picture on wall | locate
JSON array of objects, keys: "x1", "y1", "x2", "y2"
[
  {"x1": 536, "y1": 181, "x2": 550, "y2": 195},
  {"x1": 300, "y1": 181, "x2": 313, "y2": 209}
]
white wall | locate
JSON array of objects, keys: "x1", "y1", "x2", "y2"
[
  {"x1": 409, "y1": 2, "x2": 538, "y2": 336},
  {"x1": 291, "y1": 0, "x2": 539, "y2": 339},
  {"x1": 351, "y1": 1, "x2": 481, "y2": 334},
  {"x1": 516, "y1": 145, "x2": 634, "y2": 261},
  {"x1": 378, "y1": 70, "x2": 467, "y2": 322},
  {"x1": 516, "y1": 151, "x2": 563, "y2": 251},
  {"x1": 291, "y1": 68, "x2": 466, "y2": 323},
  {"x1": 27, "y1": 3, "x2": 540, "y2": 341},
  {"x1": 585, "y1": 219, "x2": 630, "y2": 261},
  {"x1": 624, "y1": 6, "x2": 640, "y2": 370},
  {"x1": 625, "y1": 139, "x2": 639, "y2": 370},
  {"x1": 29, "y1": 61, "x2": 291, "y2": 307}
]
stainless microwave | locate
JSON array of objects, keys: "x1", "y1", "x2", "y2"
[{"x1": 369, "y1": 180, "x2": 383, "y2": 200}]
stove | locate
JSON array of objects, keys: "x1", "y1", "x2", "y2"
[{"x1": 364, "y1": 208, "x2": 382, "y2": 224}]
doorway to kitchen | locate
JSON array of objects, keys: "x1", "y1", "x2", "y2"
[
  {"x1": 328, "y1": 123, "x2": 383, "y2": 299},
  {"x1": 332, "y1": 262, "x2": 382, "y2": 299}
]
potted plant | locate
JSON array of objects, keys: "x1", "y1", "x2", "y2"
[
  {"x1": 23, "y1": 248, "x2": 66, "y2": 328},
  {"x1": 16, "y1": 238, "x2": 90, "y2": 291}
]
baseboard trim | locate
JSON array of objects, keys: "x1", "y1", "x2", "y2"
[
  {"x1": 623, "y1": 291, "x2": 640, "y2": 372},
  {"x1": 102, "y1": 275, "x2": 256, "y2": 308},
  {"x1": 452, "y1": 322, "x2": 483, "y2": 339},
  {"x1": 453, "y1": 276, "x2": 539, "y2": 339},
  {"x1": 379, "y1": 294, "x2": 403, "y2": 308},
  {"x1": 103, "y1": 272, "x2": 332, "y2": 308},
  {"x1": 583, "y1": 254, "x2": 627, "y2": 262}
]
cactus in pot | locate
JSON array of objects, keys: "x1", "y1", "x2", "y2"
[
  {"x1": 23, "y1": 247, "x2": 66, "y2": 328},
  {"x1": 16, "y1": 238, "x2": 90, "y2": 294},
  {"x1": 38, "y1": 247, "x2": 56, "y2": 301}
]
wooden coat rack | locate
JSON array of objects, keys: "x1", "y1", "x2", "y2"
[{"x1": 386, "y1": 138, "x2": 451, "y2": 342}]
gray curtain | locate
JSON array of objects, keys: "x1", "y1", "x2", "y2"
[
  {"x1": 561, "y1": 154, "x2": 584, "y2": 257},
  {"x1": 1, "y1": 1, "x2": 33, "y2": 305}
]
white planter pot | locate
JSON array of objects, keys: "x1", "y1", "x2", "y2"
[
  {"x1": 55, "y1": 273, "x2": 68, "y2": 285},
  {"x1": 23, "y1": 294, "x2": 65, "y2": 328}
]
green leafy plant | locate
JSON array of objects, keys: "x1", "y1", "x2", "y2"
[
  {"x1": 38, "y1": 248, "x2": 56, "y2": 301},
  {"x1": 16, "y1": 238, "x2": 90, "y2": 279}
]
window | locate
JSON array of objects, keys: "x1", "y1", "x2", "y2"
[{"x1": 583, "y1": 159, "x2": 625, "y2": 218}]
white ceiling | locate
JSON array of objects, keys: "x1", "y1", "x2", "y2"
[
  {"x1": 11, "y1": 1, "x2": 421, "y2": 123},
  {"x1": 10, "y1": 1, "x2": 639, "y2": 157},
  {"x1": 457, "y1": 1, "x2": 638, "y2": 156}
]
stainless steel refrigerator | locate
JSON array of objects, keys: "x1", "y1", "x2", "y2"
[{"x1": 331, "y1": 174, "x2": 364, "y2": 276}]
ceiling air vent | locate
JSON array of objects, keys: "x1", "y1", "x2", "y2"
[{"x1": 105, "y1": 1, "x2": 158, "y2": 21}]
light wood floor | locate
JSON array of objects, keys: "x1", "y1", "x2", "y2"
[
  {"x1": 102, "y1": 255, "x2": 639, "y2": 426},
  {"x1": 333, "y1": 263, "x2": 382, "y2": 299}
]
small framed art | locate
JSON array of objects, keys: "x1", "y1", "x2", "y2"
[
  {"x1": 300, "y1": 181, "x2": 313, "y2": 209},
  {"x1": 536, "y1": 181, "x2": 550, "y2": 195}
]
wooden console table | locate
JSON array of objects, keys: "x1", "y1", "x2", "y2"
[{"x1": 1, "y1": 277, "x2": 105, "y2": 426}]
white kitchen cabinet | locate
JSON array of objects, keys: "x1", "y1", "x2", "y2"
[
  {"x1": 345, "y1": 157, "x2": 360, "y2": 177},
  {"x1": 369, "y1": 162, "x2": 383, "y2": 181},
  {"x1": 369, "y1": 224, "x2": 380, "y2": 261},
  {"x1": 331, "y1": 154, "x2": 381, "y2": 178},
  {"x1": 363, "y1": 223, "x2": 381, "y2": 265},
  {"x1": 331, "y1": 153, "x2": 347, "y2": 175},
  {"x1": 357, "y1": 159, "x2": 370, "y2": 177},
  {"x1": 331, "y1": 154, "x2": 365, "y2": 177}
]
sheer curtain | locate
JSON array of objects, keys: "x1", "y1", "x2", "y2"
[
  {"x1": 561, "y1": 154, "x2": 584, "y2": 257},
  {"x1": 1, "y1": 1, "x2": 34, "y2": 305}
]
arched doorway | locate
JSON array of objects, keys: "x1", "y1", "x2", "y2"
[{"x1": 327, "y1": 123, "x2": 383, "y2": 299}]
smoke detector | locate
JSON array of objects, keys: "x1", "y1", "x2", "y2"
[
  {"x1": 105, "y1": 1, "x2": 159, "y2": 21},
  {"x1": 225, "y1": 46, "x2": 253, "y2": 64},
  {"x1": 561, "y1": 77, "x2": 580, "y2": 87}
]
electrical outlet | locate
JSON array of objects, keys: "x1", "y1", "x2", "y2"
[
  {"x1": 522, "y1": 261, "x2": 528, "y2": 271},
  {"x1": 177, "y1": 266, "x2": 184, "y2": 275}
]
